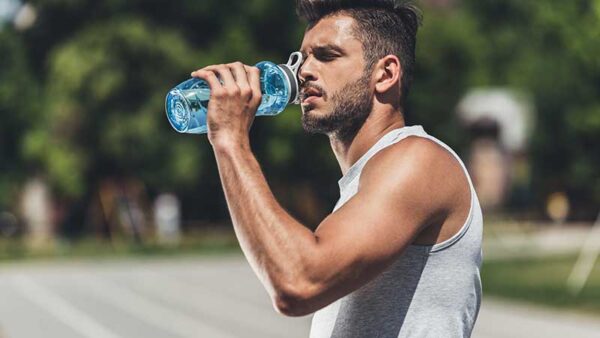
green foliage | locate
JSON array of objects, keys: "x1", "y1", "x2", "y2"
[
  {"x1": 410, "y1": 9, "x2": 488, "y2": 146},
  {"x1": 24, "y1": 17, "x2": 207, "y2": 197},
  {"x1": 482, "y1": 255, "x2": 600, "y2": 314},
  {"x1": 461, "y1": 0, "x2": 600, "y2": 217},
  {"x1": 410, "y1": 0, "x2": 600, "y2": 217},
  {"x1": 0, "y1": 0, "x2": 598, "y2": 229},
  {"x1": 0, "y1": 30, "x2": 39, "y2": 207}
]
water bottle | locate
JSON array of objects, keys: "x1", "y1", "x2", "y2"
[{"x1": 165, "y1": 52, "x2": 303, "y2": 134}]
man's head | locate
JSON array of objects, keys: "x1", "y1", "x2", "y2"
[{"x1": 296, "y1": 0, "x2": 421, "y2": 139}]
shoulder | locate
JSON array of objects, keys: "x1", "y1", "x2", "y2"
[
  {"x1": 361, "y1": 135, "x2": 458, "y2": 183},
  {"x1": 359, "y1": 135, "x2": 467, "y2": 212}
]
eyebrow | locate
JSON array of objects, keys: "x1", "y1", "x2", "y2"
[{"x1": 300, "y1": 44, "x2": 346, "y2": 58}]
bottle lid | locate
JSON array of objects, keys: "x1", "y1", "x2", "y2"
[{"x1": 278, "y1": 52, "x2": 304, "y2": 105}]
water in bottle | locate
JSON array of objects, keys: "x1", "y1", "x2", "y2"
[{"x1": 166, "y1": 52, "x2": 303, "y2": 134}]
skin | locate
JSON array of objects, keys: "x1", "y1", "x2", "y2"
[{"x1": 190, "y1": 14, "x2": 471, "y2": 317}]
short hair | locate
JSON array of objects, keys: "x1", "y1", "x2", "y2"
[{"x1": 296, "y1": 0, "x2": 422, "y2": 108}]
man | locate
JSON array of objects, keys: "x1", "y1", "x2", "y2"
[{"x1": 191, "y1": 0, "x2": 482, "y2": 337}]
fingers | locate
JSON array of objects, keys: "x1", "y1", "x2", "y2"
[
  {"x1": 204, "y1": 65, "x2": 237, "y2": 94},
  {"x1": 244, "y1": 65, "x2": 262, "y2": 105},
  {"x1": 229, "y1": 62, "x2": 252, "y2": 102},
  {"x1": 191, "y1": 69, "x2": 222, "y2": 92},
  {"x1": 191, "y1": 62, "x2": 260, "y2": 103}
]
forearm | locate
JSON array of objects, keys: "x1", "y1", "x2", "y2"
[{"x1": 212, "y1": 138, "x2": 317, "y2": 298}]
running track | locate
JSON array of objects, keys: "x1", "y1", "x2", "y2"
[{"x1": 0, "y1": 255, "x2": 598, "y2": 338}]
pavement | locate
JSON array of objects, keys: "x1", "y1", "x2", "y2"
[{"x1": 0, "y1": 255, "x2": 599, "y2": 338}]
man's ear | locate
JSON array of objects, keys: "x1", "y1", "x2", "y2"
[{"x1": 374, "y1": 55, "x2": 402, "y2": 95}]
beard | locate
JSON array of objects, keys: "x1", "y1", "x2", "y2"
[{"x1": 301, "y1": 71, "x2": 373, "y2": 142}]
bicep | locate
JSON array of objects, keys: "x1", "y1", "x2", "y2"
[
  {"x1": 317, "y1": 187, "x2": 420, "y2": 270},
  {"x1": 302, "y1": 170, "x2": 432, "y2": 310},
  {"x1": 293, "y1": 138, "x2": 461, "y2": 314}
]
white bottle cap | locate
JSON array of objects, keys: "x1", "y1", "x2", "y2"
[{"x1": 278, "y1": 52, "x2": 304, "y2": 105}]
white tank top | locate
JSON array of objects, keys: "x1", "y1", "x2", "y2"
[{"x1": 309, "y1": 125, "x2": 483, "y2": 338}]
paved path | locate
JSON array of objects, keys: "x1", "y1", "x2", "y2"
[{"x1": 0, "y1": 255, "x2": 599, "y2": 338}]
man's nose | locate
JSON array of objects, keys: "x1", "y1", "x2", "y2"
[{"x1": 298, "y1": 56, "x2": 317, "y2": 84}]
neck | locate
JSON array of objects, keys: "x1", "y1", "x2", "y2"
[{"x1": 329, "y1": 108, "x2": 405, "y2": 175}]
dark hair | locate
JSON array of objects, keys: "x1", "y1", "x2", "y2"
[{"x1": 296, "y1": 0, "x2": 422, "y2": 108}]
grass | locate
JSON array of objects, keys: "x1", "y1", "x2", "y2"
[{"x1": 482, "y1": 255, "x2": 600, "y2": 314}]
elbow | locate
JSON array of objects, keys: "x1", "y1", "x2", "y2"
[{"x1": 272, "y1": 281, "x2": 318, "y2": 317}]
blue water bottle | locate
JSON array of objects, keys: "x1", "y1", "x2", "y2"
[{"x1": 165, "y1": 52, "x2": 303, "y2": 134}]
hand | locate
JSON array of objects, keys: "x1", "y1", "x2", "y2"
[{"x1": 191, "y1": 62, "x2": 262, "y2": 148}]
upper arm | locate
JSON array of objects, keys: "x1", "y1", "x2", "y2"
[{"x1": 292, "y1": 137, "x2": 459, "y2": 315}]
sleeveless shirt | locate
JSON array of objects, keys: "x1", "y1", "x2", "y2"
[{"x1": 309, "y1": 125, "x2": 483, "y2": 338}]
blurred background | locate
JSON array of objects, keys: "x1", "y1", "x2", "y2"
[{"x1": 0, "y1": 0, "x2": 599, "y2": 337}]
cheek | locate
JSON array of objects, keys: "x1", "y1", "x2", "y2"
[
  {"x1": 321, "y1": 73, "x2": 352, "y2": 97},
  {"x1": 321, "y1": 74, "x2": 338, "y2": 92}
]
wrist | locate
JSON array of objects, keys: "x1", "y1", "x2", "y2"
[{"x1": 210, "y1": 134, "x2": 251, "y2": 154}]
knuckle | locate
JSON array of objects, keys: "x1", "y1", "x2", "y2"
[
  {"x1": 212, "y1": 88, "x2": 226, "y2": 97},
  {"x1": 241, "y1": 88, "x2": 252, "y2": 98},
  {"x1": 206, "y1": 72, "x2": 217, "y2": 81}
]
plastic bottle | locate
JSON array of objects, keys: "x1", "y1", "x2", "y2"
[{"x1": 165, "y1": 52, "x2": 303, "y2": 134}]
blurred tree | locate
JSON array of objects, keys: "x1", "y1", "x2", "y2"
[
  {"x1": 0, "y1": 29, "x2": 39, "y2": 209},
  {"x1": 409, "y1": 7, "x2": 488, "y2": 148},
  {"x1": 461, "y1": 0, "x2": 600, "y2": 219},
  {"x1": 14, "y1": 0, "x2": 336, "y2": 233},
  {"x1": 1, "y1": 0, "x2": 598, "y2": 237},
  {"x1": 22, "y1": 16, "x2": 225, "y2": 231}
]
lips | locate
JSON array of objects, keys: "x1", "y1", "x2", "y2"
[{"x1": 300, "y1": 87, "x2": 323, "y2": 103}]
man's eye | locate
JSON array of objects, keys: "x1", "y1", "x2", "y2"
[{"x1": 317, "y1": 54, "x2": 336, "y2": 61}]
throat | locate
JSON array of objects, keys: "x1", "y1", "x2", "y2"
[{"x1": 330, "y1": 117, "x2": 406, "y2": 175}]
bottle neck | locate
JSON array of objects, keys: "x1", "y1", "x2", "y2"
[{"x1": 278, "y1": 64, "x2": 299, "y2": 105}]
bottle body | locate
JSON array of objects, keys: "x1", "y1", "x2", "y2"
[{"x1": 166, "y1": 61, "x2": 290, "y2": 134}]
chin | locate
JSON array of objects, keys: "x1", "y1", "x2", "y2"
[
  {"x1": 301, "y1": 110, "x2": 334, "y2": 135},
  {"x1": 301, "y1": 103, "x2": 314, "y2": 113},
  {"x1": 302, "y1": 104, "x2": 327, "y2": 117},
  {"x1": 302, "y1": 109, "x2": 324, "y2": 124}
]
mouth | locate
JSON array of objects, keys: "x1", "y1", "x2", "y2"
[{"x1": 300, "y1": 87, "x2": 323, "y2": 104}]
